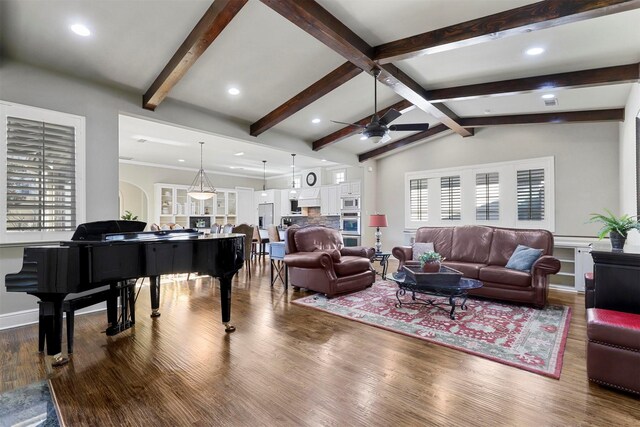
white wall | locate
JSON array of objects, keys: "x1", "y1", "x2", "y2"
[
  {"x1": 619, "y1": 83, "x2": 640, "y2": 245},
  {"x1": 119, "y1": 181, "x2": 148, "y2": 222},
  {"x1": 377, "y1": 122, "x2": 620, "y2": 251}
]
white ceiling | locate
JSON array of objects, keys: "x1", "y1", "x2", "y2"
[{"x1": 2, "y1": 0, "x2": 639, "y2": 171}]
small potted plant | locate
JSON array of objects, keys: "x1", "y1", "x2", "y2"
[
  {"x1": 419, "y1": 251, "x2": 444, "y2": 273},
  {"x1": 589, "y1": 209, "x2": 640, "y2": 250},
  {"x1": 121, "y1": 210, "x2": 138, "y2": 221}
]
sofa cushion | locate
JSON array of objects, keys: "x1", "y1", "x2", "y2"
[
  {"x1": 294, "y1": 226, "x2": 343, "y2": 253},
  {"x1": 488, "y1": 228, "x2": 553, "y2": 266},
  {"x1": 412, "y1": 242, "x2": 434, "y2": 260},
  {"x1": 450, "y1": 226, "x2": 493, "y2": 263},
  {"x1": 505, "y1": 245, "x2": 543, "y2": 272},
  {"x1": 415, "y1": 227, "x2": 454, "y2": 259},
  {"x1": 479, "y1": 265, "x2": 531, "y2": 287},
  {"x1": 442, "y1": 261, "x2": 485, "y2": 279},
  {"x1": 334, "y1": 256, "x2": 371, "y2": 277}
]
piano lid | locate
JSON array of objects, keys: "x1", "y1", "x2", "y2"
[{"x1": 71, "y1": 220, "x2": 147, "y2": 241}]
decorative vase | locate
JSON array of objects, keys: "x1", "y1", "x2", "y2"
[
  {"x1": 610, "y1": 231, "x2": 626, "y2": 251},
  {"x1": 422, "y1": 261, "x2": 441, "y2": 273}
]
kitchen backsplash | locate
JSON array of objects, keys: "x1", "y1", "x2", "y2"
[{"x1": 284, "y1": 207, "x2": 340, "y2": 229}]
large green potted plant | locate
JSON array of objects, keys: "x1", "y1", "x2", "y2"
[
  {"x1": 589, "y1": 209, "x2": 640, "y2": 250},
  {"x1": 419, "y1": 251, "x2": 444, "y2": 273}
]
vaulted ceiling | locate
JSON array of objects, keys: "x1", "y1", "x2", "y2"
[{"x1": 1, "y1": 0, "x2": 639, "y2": 176}]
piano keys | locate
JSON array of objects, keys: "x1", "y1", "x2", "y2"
[{"x1": 5, "y1": 221, "x2": 244, "y2": 366}]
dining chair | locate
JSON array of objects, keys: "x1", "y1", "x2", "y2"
[
  {"x1": 231, "y1": 223, "x2": 254, "y2": 277},
  {"x1": 222, "y1": 223, "x2": 234, "y2": 233}
]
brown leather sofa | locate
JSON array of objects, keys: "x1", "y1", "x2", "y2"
[
  {"x1": 284, "y1": 225, "x2": 375, "y2": 297},
  {"x1": 587, "y1": 308, "x2": 640, "y2": 394},
  {"x1": 392, "y1": 225, "x2": 561, "y2": 308}
]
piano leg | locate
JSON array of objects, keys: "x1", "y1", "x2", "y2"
[
  {"x1": 150, "y1": 275, "x2": 161, "y2": 317},
  {"x1": 219, "y1": 274, "x2": 236, "y2": 333},
  {"x1": 35, "y1": 293, "x2": 69, "y2": 367}
]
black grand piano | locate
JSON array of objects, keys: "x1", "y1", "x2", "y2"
[{"x1": 5, "y1": 220, "x2": 244, "y2": 366}]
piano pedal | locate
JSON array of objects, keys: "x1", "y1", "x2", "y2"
[
  {"x1": 224, "y1": 323, "x2": 236, "y2": 333},
  {"x1": 50, "y1": 353, "x2": 69, "y2": 367}
]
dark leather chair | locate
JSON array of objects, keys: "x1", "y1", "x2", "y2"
[
  {"x1": 587, "y1": 308, "x2": 640, "y2": 395},
  {"x1": 284, "y1": 225, "x2": 375, "y2": 297}
]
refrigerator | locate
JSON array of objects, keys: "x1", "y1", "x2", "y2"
[{"x1": 258, "y1": 203, "x2": 274, "y2": 228}]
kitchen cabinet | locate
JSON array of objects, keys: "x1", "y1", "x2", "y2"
[
  {"x1": 154, "y1": 184, "x2": 238, "y2": 228},
  {"x1": 321, "y1": 185, "x2": 340, "y2": 216},
  {"x1": 280, "y1": 189, "x2": 292, "y2": 217},
  {"x1": 215, "y1": 190, "x2": 237, "y2": 226},
  {"x1": 340, "y1": 181, "x2": 361, "y2": 197}
]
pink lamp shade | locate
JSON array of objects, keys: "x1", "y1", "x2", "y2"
[{"x1": 369, "y1": 214, "x2": 388, "y2": 228}]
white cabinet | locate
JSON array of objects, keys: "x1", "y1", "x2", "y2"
[
  {"x1": 550, "y1": 237, "x2": 594, "y2": 292},
  {"x1": 280, "y1": 189, "x2": 292, "y2": 216},
  {"x1": 321, "y1": 185, "x2": 340, "y2": 216},
  {"x1": 256, "y1": 189, "x2": 276, "y2": 205},
  {"x1": 340, "y1": 181, "x2": 361, "y2": 197},
  {"x1": 215, "y1": 190, "x2": 237, "y2": 226}
]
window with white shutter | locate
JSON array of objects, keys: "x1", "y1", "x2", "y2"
[
  {"x1": 517, "y1": 168, "x2": 545, "y2": 221},
  {"x1": 441, "y1": 175, "x2": 461, "y2": 220},
  {"x1": 476, "y1": 172, "x2": 499, "y2": 220},
  {"x1": 409, "y1": 178, "x2": 428, "y2": 221},
  {"x1": 1, "y1": 101, "x2": 85, "y2": 243}
]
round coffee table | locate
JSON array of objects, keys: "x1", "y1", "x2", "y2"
[{"x1": 390, "y1": 271, "x2": 483, "y2": 320}]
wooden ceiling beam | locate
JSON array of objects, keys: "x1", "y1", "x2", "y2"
[
  {"x1": 358, "y1": 124, "x2": 450, "y2": 162},
  {"x1": 459, "y1": 109, "x2": 625, "y2": 127},
  {"x1": 143, "y1": 0, "x2": 248, "y2": 111},
  {"x1": 427, "y1": 63, "x2": 640, "y2": 102},
  {"x1": 358, "y1": 108, "x2": 625, "y2": 161},
  {"x1": 312, "y1": 99, "x2": 413, "y2": 151},
  {"x1": 250, "y1": 62, "x2": 362, "y2": 137},
  {"x1": 260, "y1": 0, "x2": 472, "y2": 137},
  {"x1": 374, "y1": 0, "x2": 640, "y2": 64}
]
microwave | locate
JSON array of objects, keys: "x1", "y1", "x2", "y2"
[{"x1": 341, "y1": 197, "x2": 360, "y2": 211}]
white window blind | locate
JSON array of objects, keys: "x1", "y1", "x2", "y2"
[
  {"x1": 441, "y1": 175, "x2": 461, "y2": 220},
  {"x1": 476, "y1": 172, "x2": 499, "y2": 220},
  {"x1": 6, "y1": 116, "x2": 76, "y2": 231},
  {"x1": 517, "y1": 168, "x2": 545, "y2": 221},
  {"x1": 409, "y1": 178, "x2": 428, "y2": 221}
]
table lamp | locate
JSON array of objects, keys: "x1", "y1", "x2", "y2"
[{"x1": 369, "y1": 214, "x2": 388, "y2": 253}]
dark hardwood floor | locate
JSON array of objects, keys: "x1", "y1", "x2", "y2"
[{"x1": 1, "y1": 258, "x2": 638, "y2": 426}]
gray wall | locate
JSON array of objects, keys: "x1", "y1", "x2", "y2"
[{"x1": 377, "y1": 122, "x2": 619, "y2": 251}]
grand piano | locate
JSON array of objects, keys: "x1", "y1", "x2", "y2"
[{"x1": 5, "y1": 220, "x2": 244, "y2": 366}]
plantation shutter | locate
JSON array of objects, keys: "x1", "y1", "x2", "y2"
[
  {"x1": 6, "y1": 116, "x2": 76, "y2": 231},
  {"x1": 441, "y1": 175, "x2": 461, "y2": 220},
  {"x1": 409, "y1": 178, "x2": 428, "y2": 221},
  {"x1": 475, "y1": 172, "x2": 499, "y2": 220},
  {"x1": 517, "y1": 168, "x2": 545, "y2": 221}
]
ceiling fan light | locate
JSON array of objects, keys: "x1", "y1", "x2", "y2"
[
  {"x1": 363, "y1": 127, "x2": 387, "y2": 143},
  {"x1": 368, "y1": 135, "x2": 384, "y2": 144}
]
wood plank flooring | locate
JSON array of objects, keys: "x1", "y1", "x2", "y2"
[{"x1": 1, "y1": 259, "x2": 638, "y2": 426}]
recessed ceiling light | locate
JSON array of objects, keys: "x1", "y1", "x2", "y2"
[
  {"x1": 541, "y1": 94, "x2": 556, "y2": 99},
  {"x1": 178, "y1": 159, "x2": 185, "y2": 162},
  {"x1": 70, "y1": 24, "x2": 91, "y2": 37},
  {"x1": 311, "y1": 118, "x2": 321, "y2": 124},
  {"x1": 484, "y1": 109, "x2": 491, "y2": 115},
  {"x1": 321, "y1": 159, "x2": 327, "y2": 162},
  {"x1": 228, "y1": 87, "x2": 240, "y2": 95},
  {"x1": 234, "y1": 152, "x2": 244, "y2": 156},
  {"x1": 525, "y1": 47, "x2": 545, "y2": 56},
  {"x1": 229, "y1": 166, "x2": 244, "y2": 170}
]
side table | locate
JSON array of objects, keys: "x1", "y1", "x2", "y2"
[
  {"x1": 269, "y1": 242, "x2": 288, "y2": 288},
  {"x1": 371, "y1": 251, "x2": 392, "y2": 279}
]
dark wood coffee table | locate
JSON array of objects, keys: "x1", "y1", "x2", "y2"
[{"x1": 390, "y1": 271, "x2": 483, "y2": 320}]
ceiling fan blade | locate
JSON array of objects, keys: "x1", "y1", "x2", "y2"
[
  {"x1": 379, "y1": 108, "x2": 401, "y2": 125},
  {"x1": 389, "y1": 123, "x2": 430, "y2": 131},
  {"x1": 331, "y1": 120, "x2": 365, "y2": 128}
]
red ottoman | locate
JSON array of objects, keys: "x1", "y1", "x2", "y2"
[{"x1": 587, "y1": 308, "x2": 640, "y2": 394}]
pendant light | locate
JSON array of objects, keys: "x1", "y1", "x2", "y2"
[
  {"x1": 261, "y1": 160, "x2": 268, "y2": 197},
  {"x1": 187, "y1": 141, "x2": 216, "y2": 200},
  {"x1": 290, "y1": 153, "x2": 297, "y2": 197}
]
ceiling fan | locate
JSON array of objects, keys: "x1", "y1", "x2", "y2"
[{"x1": 332, "y1": 68, "x2": 429, "y2": 143}]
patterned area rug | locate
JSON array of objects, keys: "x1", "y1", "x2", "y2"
[
  {"x1": 0, "y1": 381, "x2": 60, "y2": 426},
  {"x1": 293, "y1": 281, "x2": 571, "y2": 379}
]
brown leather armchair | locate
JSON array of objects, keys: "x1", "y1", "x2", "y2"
[{"x1": 284, "y1": 225, "x2": 375, "y2": 297}]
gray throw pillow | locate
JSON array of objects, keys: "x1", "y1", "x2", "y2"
[
  {"x1": 412, "y1": 242, "x2": 435, "y2": 261},
  {"x1": 505, "y1": 245, "x2": 543, "y2": 272}
]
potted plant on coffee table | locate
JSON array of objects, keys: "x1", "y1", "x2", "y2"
[
  {"x1": 419, "y1": 251, "x2": 444, "y2": 273},
  {"x1": 589, "y1": 209, "x2": 640, "y2": 250}
]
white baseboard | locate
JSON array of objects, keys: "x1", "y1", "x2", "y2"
[{"x1": 0, "y1": 303, "x2": 107, "y2": 331}]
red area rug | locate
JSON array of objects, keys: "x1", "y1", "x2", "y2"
[{"x1": 293, "y1": 281, "x2": 571, "y2": 379}]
